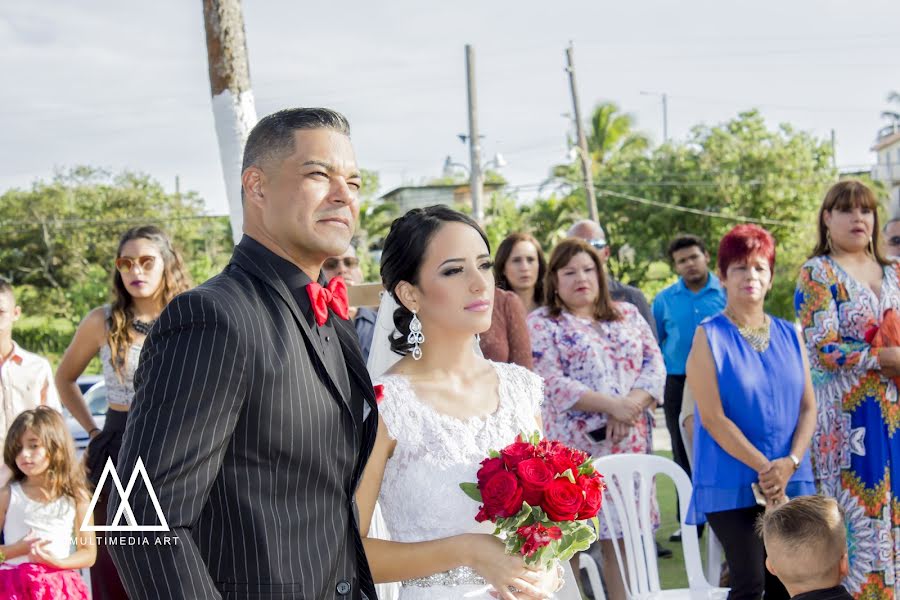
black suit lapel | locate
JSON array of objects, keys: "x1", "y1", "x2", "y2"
[
  {"x1": 230, "y1": 243, "x2": 352, "y2": 410},
  {"x1": 333, "y1": 316, "x2": 376, "y2": 424}
]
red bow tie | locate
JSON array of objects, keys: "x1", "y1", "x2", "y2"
[{"x1": 306, "y1": 277, "x2": 350, "y2": 327}]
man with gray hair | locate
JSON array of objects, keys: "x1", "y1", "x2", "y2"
[{"x1": 567, "y1": 219, "x2": 656, "y2": 337}]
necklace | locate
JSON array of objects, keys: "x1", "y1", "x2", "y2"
[
  {"x1": 131, "y1": 318, "x2": 156, "y2": 335},
  {"x1": 724, "y1": 308, "x2": 770, "y2": 353}
]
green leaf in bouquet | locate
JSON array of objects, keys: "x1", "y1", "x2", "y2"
[
  {"x1": 512, "y1": 503, "x2": 533, "y2": 527},
  {"x1": 489, "y1": 449, "x2": 501, "y2": 459},
  {"x1": 555, "y1": 524, "x2": 596, "y2": 562},
  {"x1": 578, "y1": 462, "x2": 595, "y2": 476},
  {"x1": 529, "y1": 431, "x2": 541, "y2": 446},
  {"x1": 591, "y1": 516, "x2": 601, "y2": 540},
  {"x1": 557, "y1": 468, "x2": 577, "y2": 484},
  {"x1": 459, "y1": 482, "x2": 483, "y2": 502}
]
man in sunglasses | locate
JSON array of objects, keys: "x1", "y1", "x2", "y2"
[
  {"x1": 884, "y1": 218, "x2": 900, "y2": 259},
  {"x1": 322, "y1": 245, "x2": 377, "y2": 362}
]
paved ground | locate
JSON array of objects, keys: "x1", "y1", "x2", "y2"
[{"x1": 653, "y1": 406, "x2": 672, "y2": 452}]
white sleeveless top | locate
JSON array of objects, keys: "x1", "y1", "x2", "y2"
[{"x1": 2, "y1": 483, "x2": 76, "y2": 566}]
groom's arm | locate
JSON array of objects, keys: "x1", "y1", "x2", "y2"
[{"x1": 108, "y1": 289, "x2": 248, "y2": 599}]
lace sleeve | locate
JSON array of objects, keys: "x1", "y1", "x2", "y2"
[
  {"x1": 373, "y1": 377, "x2": 404, "y2": 442},
  {"x1": 372, "y1": 376, "x2": 429, "y2": 448}
]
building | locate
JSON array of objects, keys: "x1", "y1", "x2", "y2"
[
  {"x1": 379, "y1": 182, "x2": 504, "y2": 215},
  {"x1": 872, "y1": 124, "x2": 900, "y2": 215}
]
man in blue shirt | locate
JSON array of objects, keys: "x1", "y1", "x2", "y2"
[{"x1": 652, "y1": 234, "x2": 726, "y2": 529}]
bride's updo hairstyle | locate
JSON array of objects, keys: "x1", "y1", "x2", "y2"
[{"x1": 380, "y1": 205, "x2": 490, "y2": 356}]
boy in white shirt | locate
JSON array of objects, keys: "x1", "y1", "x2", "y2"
[{"x1": 0, "y1": 278, "x2": 62, "y2": 485}]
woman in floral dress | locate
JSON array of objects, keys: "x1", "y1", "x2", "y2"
[
  {"x1": 796, "y1": 180, "x2": 900, "y2": 600},
  {"x1": 528, "y1": 238, "x2": 665, "y2": 600}
]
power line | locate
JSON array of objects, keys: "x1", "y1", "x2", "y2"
[{"x1": 596, "y1": 189, "x2": 813, "y2": 228}]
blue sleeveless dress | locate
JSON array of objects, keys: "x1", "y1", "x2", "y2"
[{"x1": 687, "y1": 313, "x2": 815, "y2": 524}]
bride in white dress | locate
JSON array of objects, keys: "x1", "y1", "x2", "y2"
[{"x1": 356, "y1": 206, "x2": 565, "y2": 600}]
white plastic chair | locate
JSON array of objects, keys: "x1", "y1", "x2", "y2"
[
  {"x1": 592, "y1": 454, "x2": 729, "y2": 600},
  {"x1": 678, "y1": 408, "x2": 724, "y2": 586},
  {"x1": 576, "y1": 553, "x2": 606, "y2": 600}
]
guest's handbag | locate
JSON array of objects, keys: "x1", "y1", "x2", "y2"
[{"x1": 865, "y1": 308, "x2": 900, "y2": 388}]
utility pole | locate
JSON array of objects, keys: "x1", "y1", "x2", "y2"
[
  {"x1": 641, "y1": 90, "x2": 669, "y2": 143},
  {"x1": 465, "y1": 45, "x2": 484, "y2": 225},
  {"x1": 662, "y1": 93, "x2": 669, "y2": 143},
  {"x1": 203, "y1": 0, "x2": 257, "y2": 244},
  {"x1": 565, "y1": 42, "x2": 598, "y2": 222},
  {"x1": 830, "y1": 129, "x2": 837, "y2": 171}
]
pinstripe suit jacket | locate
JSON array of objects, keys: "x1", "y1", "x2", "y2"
[{"x1": 109, "y1": 238, "x2": 379, "y2": 600}]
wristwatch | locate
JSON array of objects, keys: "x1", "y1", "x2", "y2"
[{"x1": 788, "y1": 454, "x2": 800, "y2": 471}]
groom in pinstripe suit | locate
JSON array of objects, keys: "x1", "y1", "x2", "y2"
[{"x1": 109, "y1": 108, "x2": 379, "y2": 599}]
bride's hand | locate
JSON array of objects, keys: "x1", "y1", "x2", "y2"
[{"x1": 468, "y1": 534, "x2": 549, "y2": 600}]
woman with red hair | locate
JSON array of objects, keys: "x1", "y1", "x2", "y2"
[{"x1": 686, "y1": 224, "x2": 816, "y2": 600}]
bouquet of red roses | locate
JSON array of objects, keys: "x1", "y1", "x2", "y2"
[{"x1": 460, "y1": 432, "x2": 603, "y2": 568}]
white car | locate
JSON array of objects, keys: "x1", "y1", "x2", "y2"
[{"x1": 66, "y1": 378, "x2": 108, "y2": 452}]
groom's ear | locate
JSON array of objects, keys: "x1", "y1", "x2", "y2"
[{"x1": 394, "y1": 281, "x2": 419, "y2": 313}]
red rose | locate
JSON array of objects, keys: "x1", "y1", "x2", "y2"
[
  {"x1": 373, "y1": 384, "x2": 385, "y2": 405},
  {"x1": 517, "y1": 522, "x2": 563, "y2": 558},
  {"x1": 516, "y1": 458, "x2": 554, "y2": 506},
  {"x1": 542, "y1": 477, "x2": 584, "y2": 521},
  {"x1": 578, "y1": 474, "x2": 604, "y2": 519},
  {"x1": 546, "y1": 446, "x2": 589, "y2": 476},
  {"x1": 481, "y1": 471, "x2": 524, "y2": 519},
  {"x1": 476, "y1": 457, "x2": 505, "y2": 485},
  {"x1": 501, "y1": 441, "x2": 536, "y2": 470}
]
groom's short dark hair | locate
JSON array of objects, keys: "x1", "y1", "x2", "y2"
[{"x1": 241, "y1": 108, "x2": 351, "y2": 200}]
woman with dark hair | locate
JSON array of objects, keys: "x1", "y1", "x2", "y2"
[
  {"x1": 357, "y1": 206, "x2": 565, "y2": 599},
  {"x1": 527, "y1": 238, "x2": 664, "y2": 600},
  {"x1": 687, "y1": 224, "x2": 815, "y2": 600},
  {"x1": 55, "y1": 225, "x2": 191, "y2": 600},
  {"x1": 795, "y1": 180, "x2": 900, "y2": 600},
  {"x1": 494, "y1": 232, "x2": 547, "y2": 314}
]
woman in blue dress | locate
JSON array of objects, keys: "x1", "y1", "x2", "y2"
[{"x1": 686, "y1": 224, "x2": 817, "y2": 600}]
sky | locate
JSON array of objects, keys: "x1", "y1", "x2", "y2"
[{"x1": 2, "y1": 0, "x2": 898, "y2": 216}]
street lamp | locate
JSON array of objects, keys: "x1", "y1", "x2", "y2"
[
  {"x1": 640, "y1": 90, "x2": 669, "y2": 143},
  {"x1": 442, "y1": 153, "x2": 507, "y2": 178}
]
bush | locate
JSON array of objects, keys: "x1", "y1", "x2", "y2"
[{"x1": 14, "y1": 315, "x2": 76, "y2": 356}]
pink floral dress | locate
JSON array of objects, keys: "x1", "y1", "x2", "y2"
[{"x1": 528, "y1": 302, "x2": 666, "y2": 538}]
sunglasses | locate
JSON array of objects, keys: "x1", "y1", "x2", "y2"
[
  {"x1": 588, "y1": 239, "x2": 608, "y2": 250},
  {"x1": 888, "y1": 236, "x2": 900, "y2": 247},
  {"x1": 115, "y1": 255, "x2": 157, "y2": 273},
  {"x1": 323, "y1": 256, "x2": 360, "y2": 270}
]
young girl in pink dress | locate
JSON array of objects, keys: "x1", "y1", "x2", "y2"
[{"x1": 0, "y1": 407, "x2": 96, "y2": 598}]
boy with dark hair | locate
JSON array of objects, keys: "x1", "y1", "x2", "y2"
[
  {"x1": 0, "y1": 279, "x2": 62, "y2": 485},
  {"x1": 759, "y1": 496, "x2": 852, "y2": 600}
]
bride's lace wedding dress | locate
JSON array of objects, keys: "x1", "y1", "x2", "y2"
[{"x1": 376, "y1": 360, "x2": 569, "y2": 599}]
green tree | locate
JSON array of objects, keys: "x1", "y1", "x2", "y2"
[
  {"x1": 0, "y1": 167, "x2": 233, "y2": 347},
  {"x1": 592, "y1": 110, "x2": 837, "y2": 318},
  {"x1": 552, "y1": 101, "x2": 651, "y2": 183}
]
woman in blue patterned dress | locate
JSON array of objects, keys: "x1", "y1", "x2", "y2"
[{"x1": 796, "y1": 180, "x2": 900, "y2": 599}]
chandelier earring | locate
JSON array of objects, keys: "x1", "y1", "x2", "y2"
[
  {"x1": 408, "y1": 309, "x2": 425, "y2": 360},
  {"x1": 868, "y1": 236, "x2": 875, "y2": 257},
  {"x1": 826, "y1": 229, "x2": 834, "y2": 253}
]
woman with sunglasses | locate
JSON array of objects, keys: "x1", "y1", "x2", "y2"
[{"x1": 55, "y1": 225, "x2": 191, "y2": 600}]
